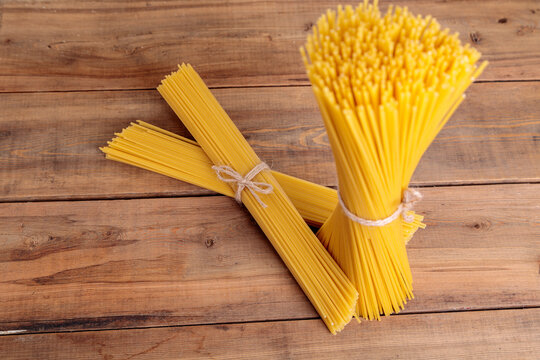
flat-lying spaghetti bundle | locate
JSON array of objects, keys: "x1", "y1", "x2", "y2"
[
  {"x1": 302, "y1": 1, "x2": 487, "y2": 319},
  {"x1": 156, "y1": 64, "x2": 358, "y2": 334},
  {"x1": 100, "y1": 120, "x2": 425, "y2": 239}
]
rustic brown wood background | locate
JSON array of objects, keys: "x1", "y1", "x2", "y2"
[{"x1": 0, "y1": 0, "x2": 539, "y2": 359}]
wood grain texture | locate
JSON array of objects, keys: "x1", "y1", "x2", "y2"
[
  {"x1": 0, "y1": 0, "x2": 537, "y2": 357},
  {"x1": 0, "y1": 184, "x2": 538, "y2": 333},
  {"x1": 0, "y1": 309, "x2": 538, "y2": 359},
  {"x1": 1, "y1": 82, "x2": 539, "y2": 202},
  {"x1": 0, "y1": 0, "x2": 539, "y2": 92}
]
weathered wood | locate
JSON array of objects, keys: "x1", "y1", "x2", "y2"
[
  {"x1": 0, "y1": 309, "x2": 538, "y2": 359},
  {"x1": 0, "y1": 0, "x2": 538, "y2": 92},
  {"x1": 1, "y1": 82, "x2": 539, "y2": 202},
  {"x1": 0, "y1": 184, "x2": 537, "y2": 333},
  {"x1": 0, "y1": 0, "x2": 537, "y2": 357}
]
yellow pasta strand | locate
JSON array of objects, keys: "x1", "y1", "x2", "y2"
[
  {"x1": 302, "y1": 1, "x2": 487, "y2": 320},
  {"x1": 100, "y1": 120, "x2": 425, "y2": 241},
  {"x1": 156, "y1": 64, "x2": 358, "y2": 334}
]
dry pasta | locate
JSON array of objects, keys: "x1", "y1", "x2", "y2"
[
  {"x1": 156, "y1": 64, "x2": 359, "y2": 334},
  {"x1": 302, "y1": 1, "x2": 487, "y2": 320},
  {"x1": 100, "y1": 120, "x2": 425, "y2": 239}
]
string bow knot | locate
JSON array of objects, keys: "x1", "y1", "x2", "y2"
[{"x1": 212, "y1": 163, "x2": 273, "y2": 208}]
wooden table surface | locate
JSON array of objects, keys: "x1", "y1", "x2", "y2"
[{"x1": 1, "y1": 0, "x2": 539, "y2": 358}]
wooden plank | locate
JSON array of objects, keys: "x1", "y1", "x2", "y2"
[
  {"x1": 0, "y1": 184, "x2": 538, "y2": 333},
  {"x1": 0, "y1": 309, "x2": 538, "y2": 359},
  {"x1": 1, "y1": 82, "x2": 539, "y2": 202},
  {"x1": 0, "y1": 0, "x2": 538, "y2": 92}
]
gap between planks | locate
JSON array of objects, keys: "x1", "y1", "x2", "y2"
[
  {"x1": 1, "y1": 180, "x2": 539, "y2": 205},
  {"x1": 1, "y1": 308, "x2": 538, "y2": 360},
  {"x1": 0, "y1": 79, "x2": 539, "y2": 96},
  {"x1": 1, "y1": 306, "x2": 538, "y2": 338}
]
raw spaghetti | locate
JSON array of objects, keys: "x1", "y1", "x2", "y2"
[
  {"x1": 156, "y1": 64, "x2": 358, "y2": 334},
  {"x1": 302, "y1": 1, "x2": 487, "y2": 320},
  {"x1": 100, "y1": 120, "x2": 425, "y2": 240}
]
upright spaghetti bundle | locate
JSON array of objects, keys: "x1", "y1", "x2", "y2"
[
  {"x1": 100, "y1": 120, "x2": 425, "y2": 236},
  {"x1": 302, "y1": 1, "x2": 487, "y2": 319},
  {"x1": 156, "y1": 64, "x2": 358, "y2": 334}
]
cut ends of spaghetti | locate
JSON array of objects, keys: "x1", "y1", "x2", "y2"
[{"x1": 302, "y1": 1, "x2": 486, "y2": 320}]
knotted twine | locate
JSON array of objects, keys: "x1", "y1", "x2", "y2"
[
  {"x1": 212, "y1": 162, "x2": 273, "y2": 208},
  {"x1": 338, "y1": 188, "x2": 423, "y2": 226}
]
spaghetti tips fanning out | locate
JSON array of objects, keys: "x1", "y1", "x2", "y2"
[{"x1": 302, "y1": 1, "x2": 486, "y2": 320}]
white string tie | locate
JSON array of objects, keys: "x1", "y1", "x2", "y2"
[
  {"x1": 338, "y1": 188, "x2": 423, "y2": 226},
  {"x1": 212, "y1": 163, "x2": 273, "y2": 208}
]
